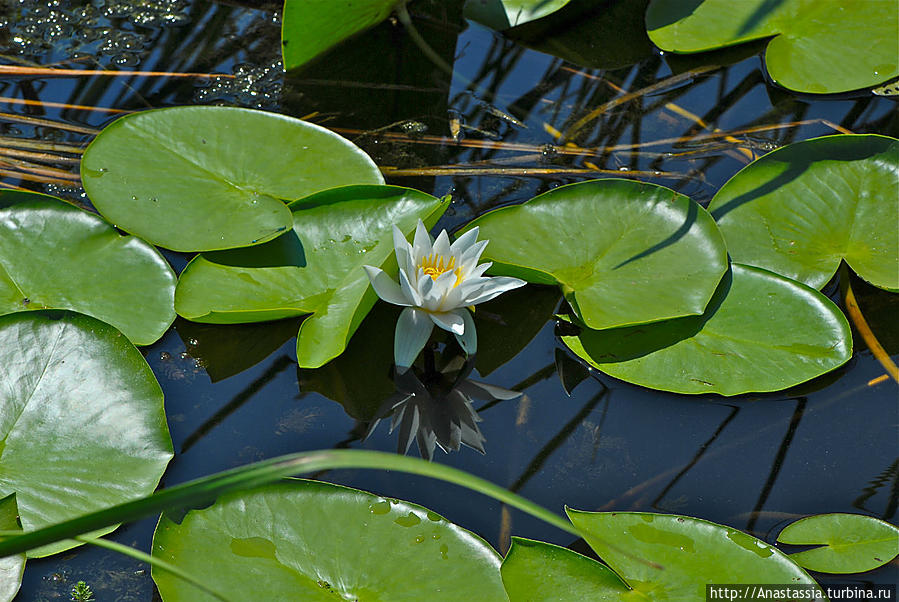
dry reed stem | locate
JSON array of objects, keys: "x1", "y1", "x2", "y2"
[
  {"x1": 0, "y1": 111, "x2": 98, "y2": 134},
  {"x1": 0, "y1": 147, "x2": 80, "y2": 164},
  {"x1": 380, "y1": 165, "x2": 682, "y2": 178},
  {"x1": 0, "y1": 167, "x2": 78, "y2": 186},
  {"x1": 0, "y1": 135, "x2": 85, "y2": 153},
  {"x1": 0, "y1": 95, "x2": 129, "y2": 114},
  {"x1": 0, "y1": 65, "x2": 233, "y2": 78}
]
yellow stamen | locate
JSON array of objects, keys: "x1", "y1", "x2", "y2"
[{"x1": 419, "y1": 253, "x2": 463, "y2": 287}]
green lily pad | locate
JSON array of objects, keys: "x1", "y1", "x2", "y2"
[
  {"x1": 0, "y1": 494, "x2": 24, "y2": 602},
  {"x1": 281, "y1": 0, "x2": 401, "y2": 71},
  {"x1": 561, "y1": 264, "x2": 852, "y2": 395},
  {"x1": 0, "y1": 191, "x2": 175, "y2": 345},
  {"x1": 152, "y1": 479, "x2": 507, "y2": 601},
  {"x1": 464, "y1": 0, "x2": 571, "y2": 30},
  {"x1": 501, "y1": 537, "x2": 631, "y2": 600},
  {"x1": 708, "y1": 134, "x2": 899, "y2": 292},
  {"x1": 466, "y1": 179, "x2": 728, "y2": 330},
  {"x1": 0, "y1": 311, "x2": 173, "y2": 557},
  {"x1": 81, "y1": 106, "x2": 383, "y2": 252},
  {"x1": 777, "y1": 513, "x2": 899, "y2": 574},
  {"x1": 567, "y1": 510, "x2": 821, "y2": 598},
  {"x1": 175, "y1": 185, "x2": 449, "y2": 368},
  {"x1": 646, "y1": 0, "x2": 899, "y2": 93}
]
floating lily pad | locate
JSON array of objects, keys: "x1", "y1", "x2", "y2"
[
  {"x1": 567, "y1": 510, "x2": 820, "y2": 598},
  {"x1": 282, "y1": 0, "x2": 401, "y2": 71},
  {"x1": 466, "y1": 179, "x2": 728, "y2": 330},
  {"x1": 0, "y1": 311, "x2": 173, "y2": 557},
  {"x1": 777, "y1": 513, "x2": 899, "y2": 574},
  {"x1": 0, "y1": 494, "x2": 23, "y2": 602},
  {"x1": 81, "y1": 106, "x2": 383, "y2": 252},
  {"x1": 0, "y1": 191, "x2": 175, "y2": 345},
  {"x1": 175, "y1": 185, "x2": 448, "y2": 368},
  {"x1": 646, "y1": 0, "x2": 899, "y2": 93},
  {"x1": 464, "y1": 0, "x2": 571, "y2": 30},
  {"x1": 501, "y1": 537, "x2": 630, "y2": 600},
  {"x1": 152, "y1": 479, "x2": 507, "y2": 601},
  {"x1": 709, "y1": 135, "x2": 899, "y2": 292},
  {"x1": 561, "y1": 264, "x2": 852, "y2": 395}
]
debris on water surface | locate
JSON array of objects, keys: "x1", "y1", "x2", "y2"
[
  {"x1": 194, "y1": 60, "x2": 284, "y2": 109},
  {"x1": 2, "y1": 0, "x2": 189, "y2": 63}
]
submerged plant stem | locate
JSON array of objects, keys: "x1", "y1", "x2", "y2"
[
  {"x1": 840, "y1": 265, "x2": 898, "y2": 383},
  {"x1": 562, "y1": 65, "x2": 720, "y2": 142}
]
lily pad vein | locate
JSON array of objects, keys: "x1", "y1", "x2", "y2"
[{"x1": 0, "y1": 321, "x2": 64, "y2": 462}]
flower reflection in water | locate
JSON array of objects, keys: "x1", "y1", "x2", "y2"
[{"x1": 364, "y1": 347, "x2": 520, "y2": 461}]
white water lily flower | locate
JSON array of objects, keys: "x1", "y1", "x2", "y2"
[{"x1": 363, "y1": 220, "x2": 526, "y2": 371}]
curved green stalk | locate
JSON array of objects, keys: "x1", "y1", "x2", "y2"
[{"x1": 0, "y1": 449, "x2": 653, "y2": 569}]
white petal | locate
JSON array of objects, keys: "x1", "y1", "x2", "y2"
[
  {"x1": 398, "y1": 268, "x2": 422, "y2": 306},
  {"x1": 455, "y1": 275, "x2": 491, "y2": 299},
  {"x1": 363, "y1": 265, "x2": 411, "y2": 306},
  {"x1": 429, "y1": 310, "x2": 465, "y2": 335},
  {"x1": 450, "y1": 226, "x2": 479, "y2": 256},
  {"x1": 440, "y1": 282, "x2": 465, "y2": 310},
  {"x1": 395, "y1": 307, "x2": 433, "y2": 372},
  {"x1": 453, "y1": 309, "x2": 477, "y2": 355},
  {"x1": 468, "y1": 262, "x2": 492, "y2": 279},
  {"x1": 418, "y1": 271, "x2": 436, "y2": 302},
  {"x1": 432, "y1": 229, "x2": 451, "y2": 259},
  {"x1": 392, "y1": 226, "x2": 414, "y2": 274},
  {"x1": 463, "y1": 276, "x2": 527, "y2": 305},
  {"x1": 412, "y1": 219, "x2": 432, "y2": 260},
  {"x1": 459, "y1": 240, "x2": 489, "y2": 272}
]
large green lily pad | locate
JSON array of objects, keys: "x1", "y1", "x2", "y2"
[
  {"x1": 0, "y1": 494, "x2": 23, "y2": 602},
  {"x1": 0, "y1": 192, "x2": 175, "y2": 345},
  {"x1": 561, "y1": 264, "x2": 852, "y2": 395},
  {"x1": 501, "y1": 537, "x2": 631, "y2": 600},
  {"x1": 281, "y1": 0, "x2": 401, "y2": 71},
  {"x1": 81, "y1": 106, "x2": 383, "y2": 252},
  {"x1": 709, "y1": 135, "x2": 899, "y2": 292},
  {"x1": 777, "y1": 513, "x2": 899, "y2": 574},
  {"x1": 175, "y1": 185, "x2": 448, "y2": 368},
  {"x1": 466, "y1": 179, "x2": 728, "y2": 330},
  {"x1": 567, "y1": 510, "x2": 821, "y2": 598},
  {"x1": 152, "y1": 479, "x2": 507, "y2": 601},
  {"x1": 464, "y1": 0, "x2": 571, "y2": 30},
  {"x1": 646, "y1": 0, "x2": 899, "y2": 93},
  {"x1": 0, "y1": 311, "x2": 173, "y2": 557}
]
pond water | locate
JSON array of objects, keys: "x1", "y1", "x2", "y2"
[{"x1": 1, "y1": 0, "x2": 897, "y2": 599}]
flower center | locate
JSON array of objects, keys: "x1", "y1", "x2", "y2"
[{"x1": 419, "y1": 253, "x2": 462, "y2": 286}]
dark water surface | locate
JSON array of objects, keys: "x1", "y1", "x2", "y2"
[{"x1": 2, "y1": 0, "x2": 897, "y2": 598}]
